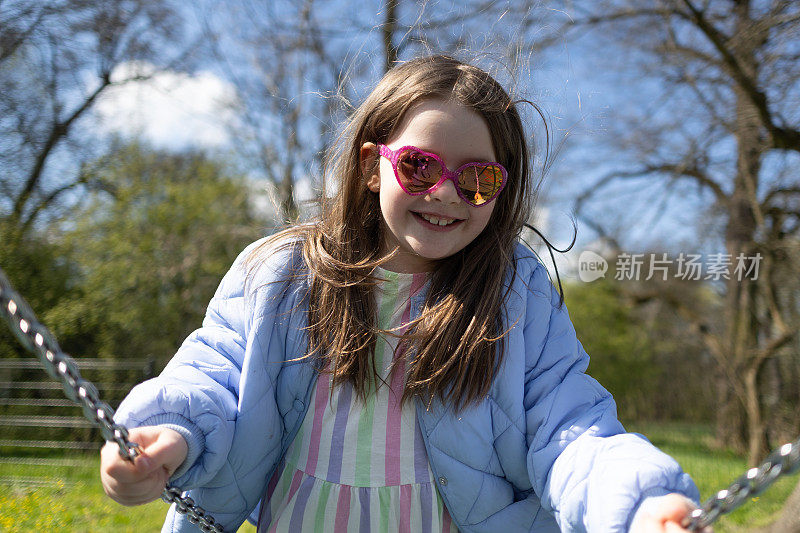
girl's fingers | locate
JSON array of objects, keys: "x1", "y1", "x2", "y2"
[
  {"x1": 660, "y1": 494, "x2": 696, "y2": 520},
  {"x1": 665, "y1": 521, "x2": 689, "y2": 533},
  {"x1": 101, "y1": 443, "x2": 154, "y2": 481},
  {"x1": 100, "y1": 425, "x2": 187, "y2": 506},
  {"x1": 102, "y1": 458, "x2": 169, "y2": 505},
  {"x1": 125, "y1": 469, "x2": 170, "y2": 505},
  {"x1": 142, "y1": 428, "x2": 188, "y2": 477},
  {"x1": 660, "y1": 494, "x2": 713, "y2": 533},
  {"x1": 630, "y1": 493, "x2": 706, "y2": 533},
  {"x1": 102, "y1": 426, "x2": 186, "y2": 479}
]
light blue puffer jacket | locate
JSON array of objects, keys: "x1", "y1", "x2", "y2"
[{"x1": 115, "y1": 238, "x2": 699, "y2": 532}]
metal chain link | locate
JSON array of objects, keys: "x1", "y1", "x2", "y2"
[
  {"x1": 686, "y1": 437, "x2": 800, "y2": 530},
  {"x1": 0, "y1": 267, "x2": 224, "y2": 533}
]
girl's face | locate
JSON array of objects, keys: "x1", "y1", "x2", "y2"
[{"x1": 362, "y1": 98, "x2": 498, "y2": 273}]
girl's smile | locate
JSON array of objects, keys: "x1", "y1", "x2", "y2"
[
  {"x1": 362, "y1": 98, "x2": 498, "y2": 272},
  {"x1": 412, "y1": 210, "x2": 465, "y2": 230}
]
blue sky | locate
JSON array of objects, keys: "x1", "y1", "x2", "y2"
[{"x1": 89, "y1": 1, "x2": 740, "y2": 281}]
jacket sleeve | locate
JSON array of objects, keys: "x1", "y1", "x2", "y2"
[
  {"x1": 114, "y1": 239, "x2": 264, "y2": 489},
  {"x1": 521, "y1": 262, "x2": 699, "y2": 532}
]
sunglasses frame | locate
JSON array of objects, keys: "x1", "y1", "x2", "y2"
[{"x1": 378, "y1": 144, "x2": 507, "y2": 207}]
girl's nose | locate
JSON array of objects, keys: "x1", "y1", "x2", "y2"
[{"x1": 428, "y1": 177, "x2": 461, "y2": 204}]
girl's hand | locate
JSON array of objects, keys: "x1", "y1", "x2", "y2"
[
  {"x1": 100, "y1": 426, "x2": 188, "y2": 506},
  {"x1": 629, "y1": 493, "x2": 713, "y2": 532}
]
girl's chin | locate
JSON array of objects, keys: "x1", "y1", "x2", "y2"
[
  {"x1": 409, "y1": 247, "x2": 453, "y2": 263},
  {"x1": 381, "y1": 247, "x2": 450, "y2": 273}
]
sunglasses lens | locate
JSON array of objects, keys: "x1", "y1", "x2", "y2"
[
  {"x1": 396, "y1": 149, "x2": 443, "y2": 192},
  {"x1": 458, "y1": 164, "x2": 504, "y2": 205}
]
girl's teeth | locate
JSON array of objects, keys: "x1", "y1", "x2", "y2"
[{"x1": 421, "y1": 213, "x2": 455, "y2": 226}]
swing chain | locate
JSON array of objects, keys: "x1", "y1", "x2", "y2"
[
  {"x1": 0, "y1": 269, "x2": 224, "y2": 533},
  {"x1": 162, "y1": 486, "x2": 223, "y2": 532},
  {"x1": 686, "y1": 437, "x2": 800, "y2": 530}
]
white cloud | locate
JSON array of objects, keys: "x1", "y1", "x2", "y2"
[{"x1": 94, "y1": 61, "x2": 238, "y2": 149}]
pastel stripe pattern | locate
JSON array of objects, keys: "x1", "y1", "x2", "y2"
[{"x1": 258, "y1": 269, "x2": 458, "y2": 532}]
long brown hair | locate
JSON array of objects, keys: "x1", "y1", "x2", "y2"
[{"x1": 251, "y1": 55, "x2": 538, "y2": 411}]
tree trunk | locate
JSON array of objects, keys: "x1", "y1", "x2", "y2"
[
  {"x1": 715, "y1": 368, "x2": 747, "y2": 455},
  {"x1": 743, "y1": 365, "x2": 769, "y2": 464},
  {"x1": 280, "y1": 159, "x2": 298, "y2": 223},
  {"x1": 382, "y1": 0, "x2": 399, "y2": 73},
  {"x1": 716, "y1": 0, "x2": 768, "y2": 465}
]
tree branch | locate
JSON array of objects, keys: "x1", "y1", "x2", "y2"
[
  {"x1": 19, "y1": 174, "x2": 90, "y2": 232},
  {"x1": 11, "y1": 71, "x2": 112, "y2": 223},
  {"x1": 575, "y1": 162, "x2": 728, "y2": 212},
  {"x1": 751, "y1": 330, "x2": 796, "y2": 370},
  {"x1": 0, "y1": 5, "x2": 47, "y2": 63},
  {"x1": 764, "y1": 186, "x2": 800, "y2": 205},
  {"x1": 680, "y1": 0, "x2": 800, "y2": 152}
]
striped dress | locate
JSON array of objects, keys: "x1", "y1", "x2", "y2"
[{"x1": 257, "y1": 269, "x2": 459, "y2": 532}]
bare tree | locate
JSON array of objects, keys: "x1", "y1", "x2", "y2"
[
  {"x1": 554, "y1": 0, "x2": 800, "y2": 470},
  {"x1": 0, "y1": 0, "x2": 189, "y2": 235},
  {"x1": 540, "y1": 3, "x2": 800, "y2": 526},
  {"x1": 195, "y1": 0, "x2": 542, "y2": 223}
]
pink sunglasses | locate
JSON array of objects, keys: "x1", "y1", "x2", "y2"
[{"x1": 378, "y1": 144, "x2": 507, "y2": 207}]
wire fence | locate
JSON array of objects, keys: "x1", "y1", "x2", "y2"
[{"x1": 0, "y1": 357, "x2": 154, "y2": 466}]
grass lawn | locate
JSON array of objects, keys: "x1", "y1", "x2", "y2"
[
  {"x1": 0, "y1": 457, "x2": 255, "y2": 533},
  {"x1": 0, "y1": 421, "x2": 795, "y2": 532}
]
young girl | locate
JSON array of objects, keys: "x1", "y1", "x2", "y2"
[{"x1": 101, "y1": 55, "x2": 706, "y2": 532}]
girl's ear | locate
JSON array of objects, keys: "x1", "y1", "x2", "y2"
[{"x1": 360, "y1": 142, "x2": 380, "y2": 192}]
